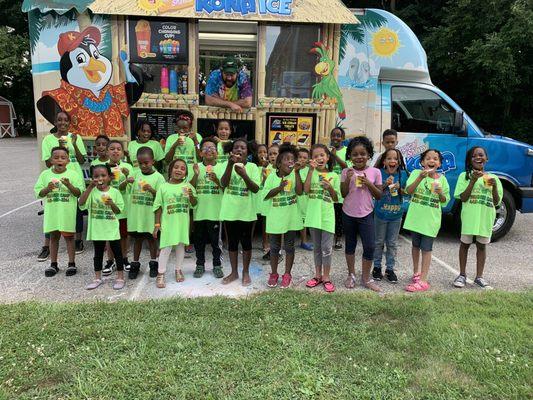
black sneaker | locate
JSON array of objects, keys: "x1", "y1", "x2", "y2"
[
  {"x1": 75, "y1": 240, "x2": 84, "y2": 254},
  {"x1": 37, "y1": 246, "x2": 50, "y2": 262},
  {"x1": 385, "y1": 269, "x2": 398, "y2": 284},
  {"x1": 193, "y1": 265, "x2": 205, "y2": 278},
  {"x1": 372, "y1": 267, "x2": 383, "y2": 281},
  {"x1": 129, "y1": 261, "x2": 141, "y2": 280},
  {"x1": 334, "y1": 243, "x2": 343, "y2": 250},
  {"x1": 65, "y1": 262, "x2": 77, "y2": 276},
  {"x1": 123, "y1": 258, "x2": 131, "y2": 272},
  {"x1": 148, "y1": 261, "x2": 158, "y2": 278},
  {"x1": 45, "y1": 262, "x2": 59, "y2": 277},
  {"x1": 102, "y1": 260, "x2": 115, "y2": 276}
]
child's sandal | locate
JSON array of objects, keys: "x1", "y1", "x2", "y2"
[
  {"x1": 85, "y1": 279, "x2": 103, "y2": 290},
  {"x1": 175, "y1": 269, "x2": 185, "y2": 282},
  {"x1": 323, "y1": 281, "x2": 336, "y2": 292},
  {"x1": 305, "y1": 277, "x2": 322, "y2": 288},
  {"x1": 113, "y1": 279, "x2": 125, "y2": 290},
  {"x1": 344, "y1": 273, "x2": 356, "y2": 289},
  {"x1": 156, "y1": 274, "x2": 166, "y2": 288}
]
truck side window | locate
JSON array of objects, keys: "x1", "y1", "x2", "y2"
[{"x1": 392, "y1": 86, "x2": 456, "y2": 134}]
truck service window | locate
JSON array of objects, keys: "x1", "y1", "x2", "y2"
[
  {"x1": 392, "y1": 86, "x2": 456, "y2": 134},
  {"x1": 265, "y1": 24, "x2": 320, "y2": 98}
]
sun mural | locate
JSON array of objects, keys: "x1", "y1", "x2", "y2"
[{"x1": 371, "y1": 27, "x2": 401, "y2": 58}]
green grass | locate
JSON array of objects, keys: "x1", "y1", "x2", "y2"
[{"x1": 0, "y1": 291, "x2": 531, "y2": 400}]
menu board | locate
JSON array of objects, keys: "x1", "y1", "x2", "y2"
[
  {"x1": 267, "y1": 113, "x2": 316, "y2": 149},
  {"x1": 131, "y1": 110, "x2": 176, "y2": 140},
  {"x1": 128, "y1": 17, "x2": 188, "y2": 64}
]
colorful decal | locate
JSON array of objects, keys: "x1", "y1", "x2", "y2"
[
  {"x1": 29, "y1": 12, "x2": 144, "y2": 137},
  {"x1": 137, "y1": 0, "x2": 195, "y2": 13},
  {"x1": 310, "y1": 42, "x2": 345, "y2": 120},
  {"x1": 128, "y1": 17, "x2": 188, "y2": 64},
  {"x1": 267, "y1": 113, "x2": 315, "y2": 149}
]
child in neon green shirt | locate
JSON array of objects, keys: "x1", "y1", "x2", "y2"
[
  {"x1": 79, "y1": 164, "x2": 126, "y2": 290},
  {"x1": 34, "y1": 146, "x2": 84, "y2": 277},
  {"x1": 153, "y1": 159, "x2": 198, "y2": 288},
  {"x1": 128, "y1": 120, "x2": 164, "y2": 170},
  {"x1": 90, "y1": 135, "x2": 110, "y2": 167},
  {"x1": 330, "y1": 127, "x2": 348, "y2": 250},
  {"x1": 453, "y1": 146, "x2": 503, "y2": 289},
  {"x1": 403, "y1": 149, "x2": 450, "y2": 292},
  {"x1": 296, "y1": 147, "x2": 312, "y2": 250},
  {"x1": 190, "y1": 137, "x2": 224, "y2": 279},
  {"x1": 304, "y1": 144, "x2": 340, "y2": 293},
  {"x1": 214, "y1": 119, "x2": 232, "y2": 164},
  {"x1": 219, "y1": 139, "x2": 260, "y2": 287},
  {"x1": 126, "y1": 147, "x2": 166, "y2": 279},
  {"x1": 263, "y1": 144, "x2": 304, "y2": 289}
]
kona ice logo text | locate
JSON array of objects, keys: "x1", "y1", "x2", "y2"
[
  {"x1": 406, "y1": 151, "x2": 457, "y2": 174},
  {"x1": 195, "y1": 0, "x2": 292, "y2": 16}
]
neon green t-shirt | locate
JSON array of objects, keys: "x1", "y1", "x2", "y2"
[
  {"x1": 79, "y1": 187, "x2": 124, "y2": 241},
  {"x1": 257, "y1": 164, "x2": 276, "y2": 216},
  {"x1": 128, "y1": 140, "x2": 164, "y2": 169},
  {"x1": 108, "y1": 161, "x2": 133, "y2": 220},
  {"x1": 34, "y1": 168, "x2": 85, "y2": 233},
  {"x1": 403, "y1": 169, "x2": 450, "y2": 238},
  {"x1": 454, "y1": 172, "x2": 502, "y2": 238},
  {"x1": 332, "y1": 146, "x2": 347, "y2": 175},
  {"x1": 41, "y1": 133, "x2": 87, "y2": 181},
  {"x1": 304, "y1": 170, "x2": 341, "y2": 233},
  {"x1": 220, "y1": 162, "x2": 260, "y2": 222},
  {"x1": 153, "y1": 181, "x2": 195, "y2": 248},
  {"x1": 90, "y1": 157, "x2": 109, "y2": 167},
  {"x1": 217, "y1": 141, "x2": 230, "y2": 164},
  {"x1": 193, "y1": 163, "x2": 224, "y2": 221},
  {"x1": 127, "y1": 170, "x2": 166, "y2": 233},
  {"x1": 297, "y1": 166, "x2": 309, "y2": 221},
  {"x1": 165, "y1": 134, "x2": 198, "y2": 180},
  {"x1": 263, "y1": 170, "x2": 303, "y2": 234}
]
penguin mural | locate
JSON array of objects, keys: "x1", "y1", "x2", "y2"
[{"x1": 37, "y1": 26, "x2": 144, "y2": 137}]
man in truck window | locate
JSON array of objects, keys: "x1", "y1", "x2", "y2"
[{"x1": 205, "y1": 57, "x2": 253, "y2": 112}]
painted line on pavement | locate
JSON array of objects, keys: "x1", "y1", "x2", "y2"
[
  {"x1": 129, "y1": 271, "x2": 148, "y2": 301},
  {"x1": 399, "y1": 234, "x2": 474, "y2": 284},
  {"x1": 0, "y1": 199, "x2": 41, "y2": 219}
]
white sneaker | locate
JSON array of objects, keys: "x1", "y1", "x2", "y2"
[{"x1": 453, "y1": 275, "x2": 466, "y2": 288}]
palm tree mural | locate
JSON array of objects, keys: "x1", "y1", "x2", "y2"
[{"x1": 339, "y1": 9, "x2": 387, "y2": 60}]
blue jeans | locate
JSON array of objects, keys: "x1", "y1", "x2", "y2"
[{"x1": 373, "y1": 215, "x2": 402, "y2": 271}]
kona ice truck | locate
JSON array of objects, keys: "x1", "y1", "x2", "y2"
[
  {"x1": 339, "y1": 8, "x2": 533, "y2": 240},
  {"x1": 23, "y1": 0, "x2": 532, "y2": 241}
]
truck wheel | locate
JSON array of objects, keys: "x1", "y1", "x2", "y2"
[{"x1": 492, "y1": 188, "x2": 516, "y2": 242}]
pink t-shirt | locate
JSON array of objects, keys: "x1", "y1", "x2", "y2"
[{"x1": 341, "y1": 166, "x2": 382, "y2": 218}]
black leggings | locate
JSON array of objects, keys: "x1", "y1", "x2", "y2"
[
  {"x1": 225, "y1": 220, "x2": 254, "y2": 252},
  {"x1": 334, "y1": 203, "x2": 344, "y2": 237},
  {"x1": 94, "y1": 240, "x2": 124, "y2": 272}
]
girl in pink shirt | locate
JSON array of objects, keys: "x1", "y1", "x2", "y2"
[{"x1": 340, "y1": 137, "x2": 383, "y2": 292}]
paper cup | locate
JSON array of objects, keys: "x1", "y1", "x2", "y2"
[
  {"x1": 431, "y1": 180, "x2": 440, "y2": 193},
  {"x1": 182, "y1": 186, "x2": 189, "y2": 197},
  {"x1": 355, "y1": 175, "x2": 363, "y2": 187},
  {"x1": 389, "y1": 184, "x2": 398, "y2": 196},
  {"x1": 483, "y1": 174, "x2": 492, "y2": 188},
  {"x1": 319, "y1": 172, "x2": 328, "y2": 182},
  {"x1": 284, "y1": 179, "x2": 292, "y2": 192}
]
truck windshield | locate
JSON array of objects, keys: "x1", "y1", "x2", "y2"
[{"x1": 392, "y1": 86, "x2": 456, "y2": 134}]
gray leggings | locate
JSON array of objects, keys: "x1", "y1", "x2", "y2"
[
  {"x1": 269, "y1": 231, "x2": 297, "y2": 255},
  {"x1": 309, "y1": 228, "x2": 334, "y2": 267}
]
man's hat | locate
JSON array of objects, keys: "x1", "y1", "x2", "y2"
[
  {"x1": 221, "y1": 57, "x2": 238, "y2": 74},
  {"x1": 57, "y1": 26, "x2": 101, "y2": 57}
]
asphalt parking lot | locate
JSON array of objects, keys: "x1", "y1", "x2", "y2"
[{"x1": 0, "y1": 137, "x2": 531, "y2": 303}]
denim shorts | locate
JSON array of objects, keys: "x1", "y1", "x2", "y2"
[{"x1": 411, "y1": 231, "x2": 434, "y2": 252}]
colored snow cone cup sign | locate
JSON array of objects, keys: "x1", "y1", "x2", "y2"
[
  {"x1": 483, "y1": 174, "x2": 492, "y2": 188},
  {"x1": 135, "y1": 20, "x2": 151, "y2": 58},
  {"x1": 284, "y1": 179, "x2": 292, "y2": 192},
  {"x1": 431, "y1": 179, "x2": 440, "y2": 194}
]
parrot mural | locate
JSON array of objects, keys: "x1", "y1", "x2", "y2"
[{"x1": 310, "y1": 42, "x2": 346, "y2": 119}]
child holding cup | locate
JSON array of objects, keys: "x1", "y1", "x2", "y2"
[
  {"x1": 453, "y1": 146, "x2": 502, "y2": 289},
  {"x1": 403, "y1": 149, "x2": 450, "y2": 292}
]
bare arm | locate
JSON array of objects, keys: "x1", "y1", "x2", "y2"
[
  {"x1": 78, "y1": 183, "x2": 95, "y2": 207},
  {"x1": 220, "y1": 159, "x2": 234, "y2": 188},
  {"x1": 303, "y1": 168, "x2": 314, "y2": 194},
  {"x1": 295, "y1": 170, "x2": 303, "y2": 195}
]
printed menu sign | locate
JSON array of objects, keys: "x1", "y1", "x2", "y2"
[
  {"x1": 132, "y1": 110, "x2": 176, "y2": 140},
  {"x1": 129, "y1": 17, "x2": 188, "y2": 64},
  {"x1": 267, "y1": 113, "x2": 316, "y2": 149}
]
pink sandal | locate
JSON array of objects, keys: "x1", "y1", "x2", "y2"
[
  {"x1": 412, "y1": 273, "x2": 421, "y2": 283},
  {"x1": 323, "y1": 281, "x2": 335, "y2": 292},
  {"x1": 406, "y1": 281, "x2": 430, "y2": 292},
  {"x1": 306, "y1": 277, "x2": 322, "y2": 288}
]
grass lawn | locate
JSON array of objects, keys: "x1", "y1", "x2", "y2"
[{"x1": 0, "y1": 291, "x2": 531, "y2": 400}]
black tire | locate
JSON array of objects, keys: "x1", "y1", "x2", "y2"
[{"x1": 491, "y1": 188, "x2": 516, "y2": 242}]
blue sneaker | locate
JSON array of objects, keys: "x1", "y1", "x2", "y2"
[{"x1": 300, "y1": 242, "x2": 314, "y2": 251}]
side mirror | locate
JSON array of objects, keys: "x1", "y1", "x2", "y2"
[{"x1": 454, "y1": 111, "x2": 466, "y2": 135}]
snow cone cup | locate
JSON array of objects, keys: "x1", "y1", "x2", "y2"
[
  {"x1": 101, "y1": 194, "x2": 110, "y2": 204},
  {"x1": 182, "y1": 186, "x2": 189, "y2": 197},
  {"x1": 389, "y1": 184, "x2": 398, "y2": 196},
  {"x1": 284, "y1": 179, "x2": 292, "y2": 192},
  {"x1": 431, "y1": 180, "x2": 441, "y2": 194},
  {"x1": 355, "y1": 174, "x2": 363, "y2": 187},
  {"x1": 112, "y1": 167, "x2": 121, "y2": 181},
  {"x1": 319, "y1": 172, "x2": 328, "y2": 182},
  {"x1": 483, "y1": 174, "x2": 492, "y2": 188},
  {"x1": 51, "y1": 178, "x2": 60, "y2": 190}
]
